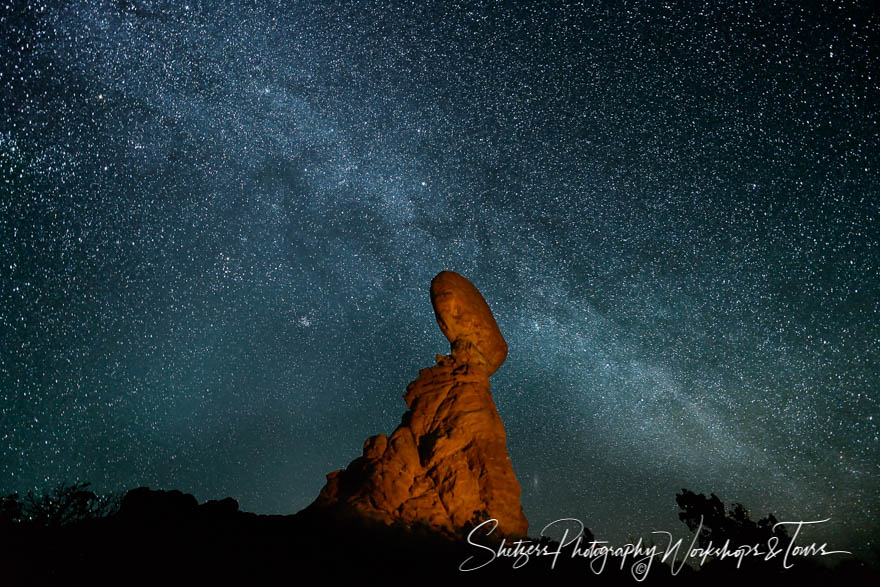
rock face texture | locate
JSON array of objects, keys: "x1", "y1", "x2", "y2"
[
  {"x1": 430, "y1": 270, "x2": 508, "y2": 375},
  {"x1": 310, "y1": 271, "x2": 528, "y2": 537}
]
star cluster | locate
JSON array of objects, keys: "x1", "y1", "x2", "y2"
[{"x1": 1, "y1": 0, "x2": 877, "y2": 560}]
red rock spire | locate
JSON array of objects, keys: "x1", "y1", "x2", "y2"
[{"x1": 311, "y1": 271, "x2": 528, "y2": 537}]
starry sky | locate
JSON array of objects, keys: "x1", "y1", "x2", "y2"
[{"x1": 2, "y1": 0, "x2": 878, "y2": 562}]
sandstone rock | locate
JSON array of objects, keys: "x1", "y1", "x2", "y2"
[
  {"x1": 310, "y1": 271, "x2": 528, "y2": 537},
  {"x1": 430, "y1": 270, "x2": 508, "y2": 376}
]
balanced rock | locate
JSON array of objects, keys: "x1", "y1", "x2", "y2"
[
  {"x1": 310, "y1": 271, "x2": 528, "y2": 537},
  {"x1": 430, "y1": 270, "x2": 508, "y2": 375}
]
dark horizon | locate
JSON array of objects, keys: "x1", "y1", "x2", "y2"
[{"x1": 2, "y1": 0, "x2": 877, "y2": 572}]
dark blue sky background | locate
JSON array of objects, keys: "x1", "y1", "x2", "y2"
[{"x1": 2, "y1": 0, "x2": 877, "y2": 562}]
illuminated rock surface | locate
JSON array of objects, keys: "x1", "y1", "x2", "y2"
[
  {"x1": 311, "y1": 271, "x2": 528, "y2": 537},
  {"x1": 429, "y1": 270, "x2": 508, "y2": 376}
]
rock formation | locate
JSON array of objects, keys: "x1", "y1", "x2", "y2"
[{"x1": 310, "y1": 271, "x2": 528, "y2": 537}]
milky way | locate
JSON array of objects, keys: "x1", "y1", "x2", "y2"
[{"x1": 2, "y1": 0, "x2": 878, "y2": 561}]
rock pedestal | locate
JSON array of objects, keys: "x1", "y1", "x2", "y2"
[{"x1": 311, "y1": 271, "x2": 528, "y2": 537}]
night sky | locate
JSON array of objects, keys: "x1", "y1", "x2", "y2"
[{"x1": 2, "y1": 0, "x2": 878, "y2": 563}]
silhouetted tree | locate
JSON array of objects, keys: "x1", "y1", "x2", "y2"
[
  {"x1": 21, "y1": 481, "x2": 119, "y2": 527},
  {"x1": 0, "y1": 493, "x2": 24, "y2": 526},
  {"x1": 676, "y1": 488, "x2": 788, "y2": 550},
  {"x1": 676, "y1": 487, "x2": 795, "y2": 577},
  {"x1": 458, "y1": 508, "x2": 492, "y2": 539}
]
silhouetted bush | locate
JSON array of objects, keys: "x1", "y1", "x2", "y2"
[
  {"x1": 0, "y1": 482, "x2": 119, "y2": 528},
  {"x1": 0, "y1": 493, "x2": 24, "y2": 525},
  {"x1": 676, "y1": 488, "x2": 789, "y2": 551}
]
